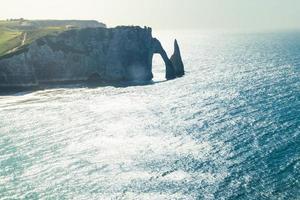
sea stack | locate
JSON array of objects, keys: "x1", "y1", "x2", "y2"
[{"x1": 170, "y1": 39, "x2": 185, "y2": 77}]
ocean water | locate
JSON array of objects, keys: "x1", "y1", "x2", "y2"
[{"x1": 0, "y1": 30, "x2": 299, "y2": 200}]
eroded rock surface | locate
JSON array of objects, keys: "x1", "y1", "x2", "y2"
[
  {"x1": 170, "y1": 39, "x2": 185, "y2": 77},
  {"x1": 0, "y1": 26, "x2": 185, "y2": 90}
]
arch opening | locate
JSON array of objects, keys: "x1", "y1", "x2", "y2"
[{"x1": 152, "y1": 54, "x2": 167, "y2": 81}]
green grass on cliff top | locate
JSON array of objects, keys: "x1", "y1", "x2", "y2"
[
  {"x1": 0, "y1": 20, "x2": 67, "y2": 56},
  {"x1": 0, "y1": 29, "x2": 22, "y2": 56}
]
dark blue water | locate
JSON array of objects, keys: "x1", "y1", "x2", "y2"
[{"x1": 0, "y1": 31, "x2": 299, "y2": 199}]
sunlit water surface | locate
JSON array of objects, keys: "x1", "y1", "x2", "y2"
[{"x1": 0, "y1": 31, "x2": 299, "y2": 199}]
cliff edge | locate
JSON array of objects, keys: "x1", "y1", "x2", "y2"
[{"x1": 0, "y1": 26, "x2": 185, "y2": 90}]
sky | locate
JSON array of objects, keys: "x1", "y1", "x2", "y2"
[{"x1": 1, "y1": 0, "x2": 300, "y2": 31}]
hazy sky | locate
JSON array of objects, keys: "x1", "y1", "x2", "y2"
[{"x1": 1, "y1": 0, "x2": 300, "y2": 30}]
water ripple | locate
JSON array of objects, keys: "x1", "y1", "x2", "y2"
[{"x1": 1, "y1": 31, "x2": 300, "y2": 199}]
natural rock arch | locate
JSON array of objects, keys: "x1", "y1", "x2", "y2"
[
  {"x1": 151, "y1": 38, "x2": 185, "y2": 80},
  {"x1": 152, "y1": 38, "x2": 176, "y2": 80}
]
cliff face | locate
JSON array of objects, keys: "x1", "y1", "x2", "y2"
[{"x1": 0, "y1": 26, "x2": 184, "y2": 90}]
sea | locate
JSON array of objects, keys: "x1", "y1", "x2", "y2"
[{"x1": 0, "y1": 30, "x2": 299, "y2": 200}]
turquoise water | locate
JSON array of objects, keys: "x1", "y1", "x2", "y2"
[{"x1": 0, "y1": 31, "x2": 299, "y2": 199}]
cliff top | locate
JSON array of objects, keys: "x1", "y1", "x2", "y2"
[{"x1": 0, "y1": 19, "x2": 106, "y2": 56}]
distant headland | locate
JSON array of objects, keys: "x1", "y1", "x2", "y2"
[{"x1": 0, "y1": 19, "x2": 184, "y2": 91}]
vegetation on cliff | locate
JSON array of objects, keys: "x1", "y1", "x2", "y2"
[{"x1": 0, "y1": 19, "x2": 105, "y2": 56}]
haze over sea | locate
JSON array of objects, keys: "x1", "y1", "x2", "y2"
[{"x1": 0, "y1": 30, "x2": 299, "y2": 199}]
